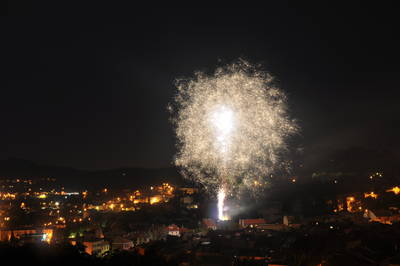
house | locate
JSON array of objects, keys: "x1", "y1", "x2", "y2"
[
  {"x1": 238, "y1": 218, "x2": 266, "y2": 228},
  {"x1": 179, "y1": 187, "x2": 199, "y2": 195},
  {"x1": 82, "y1": 239, "x2": 110, "y2": 255},
  {"x1": 112, "y1": 236, "x2": 134, "y2": 250},
  {"x1": 202, "y1": 218, "x2": 217, "y2": 230},
  {"x1": 181, "y1": 196, "x2": 193, "y2": 204},
  {"x1": 166, "y1": 224, "x2": 180, "y2": 237}
]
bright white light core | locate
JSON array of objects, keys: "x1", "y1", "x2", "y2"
[
  {"x1": 211, "y1": 106, "x2": 234, "y2": 137},
  {"x1": 211, "y1": 106, "x2": 234, "y2": 154}
]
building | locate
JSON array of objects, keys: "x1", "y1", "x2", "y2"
[
  {"x1": 166, "y1": 224, "x2": 180, "y2": 237},
  {"x1": 238, "y1": 219, "x2": 267, "y2": 228},
  {"x1": 180, "y1": 196, "x2": 193, "y2": 204},
  {"x1": 179, "y1": 187, "x2": 199, "y2": 195},
  {"x1": 112, "y1": 237, "x2": 134, "y2": 251},
  {"x1": 82, "y1": 239, "x2": 110, "y2": 256},
  {"x1": 202, "y1": 218, "x2": 217, "y2": 230}
]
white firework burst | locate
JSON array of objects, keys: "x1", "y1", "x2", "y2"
[{"x1": 170, "y1": 60, "x2": 297, "y2": 197}]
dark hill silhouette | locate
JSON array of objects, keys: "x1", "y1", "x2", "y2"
[
  {"x1": 0, "y1": 158, "x2": 185, "y2": 190},
  {"x1": 0, "y1": 157, "x2": 83, "y2": 179}
]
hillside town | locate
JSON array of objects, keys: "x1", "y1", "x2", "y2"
[{"x1": 2, "y1": 166, "x2": 400, "y2": 265}]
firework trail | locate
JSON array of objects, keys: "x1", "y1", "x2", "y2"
[{"x1": 169, "y1": 60, "x2": 297, "y2": 219}]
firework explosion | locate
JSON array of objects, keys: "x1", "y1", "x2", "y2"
[{"x1": 170, "y1": 60, "x2": 297, "y2": 219}]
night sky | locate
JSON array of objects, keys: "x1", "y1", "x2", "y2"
[{"x1": 1, "y1": 3, "x2": 399, "y2": 169}]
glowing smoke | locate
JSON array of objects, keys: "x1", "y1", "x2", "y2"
[{"x1": 170, "y1": 60, "x2": 297, "y2": 218}]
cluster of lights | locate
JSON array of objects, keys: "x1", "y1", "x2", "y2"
[
  {"x1": 364, "y1": 192, "x2": 378, "y2": 199},
  {"x1": 88, "y1": 184, "x2": 176, "y2": 212},
  {"x1": 161, "y1": 183, "x2": 174, "y2": 194},
  {"x1": 334, "y1": 187, "x2": 400, "y2": 214},
  {"x1": 346, "y1": 196, "x2": 355, "y2": 212},
  {"x1": 0, "y1": 192, "x2": 16, "y2": 199},
  {"x1": 0, "y1": 178, "x2": 33, "y2": 185},
  {"x1": 369, "y1": 172, "x2": 383, "y2": 180},
  {"x1": 56, "y1": 217, "x2": 66, "y2": 224},
  {"x1": 0, "y1": 180, "x2": 182, "y2": 228}
]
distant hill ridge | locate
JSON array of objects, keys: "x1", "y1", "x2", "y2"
[{"x1": 0, "y1": 158, "x2": 185, "y2": 190}]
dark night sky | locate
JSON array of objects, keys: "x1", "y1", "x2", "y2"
[{"x1": 1, "y1": 3, "x2": 400, "y2": 170}]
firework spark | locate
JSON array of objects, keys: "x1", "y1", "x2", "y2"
[
  {"x1": 170, "y1": 60, "x2": 297, "y2": 213},
  {"x1": 217, "y1": 188, "x2": 228, "y2": 221}
]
